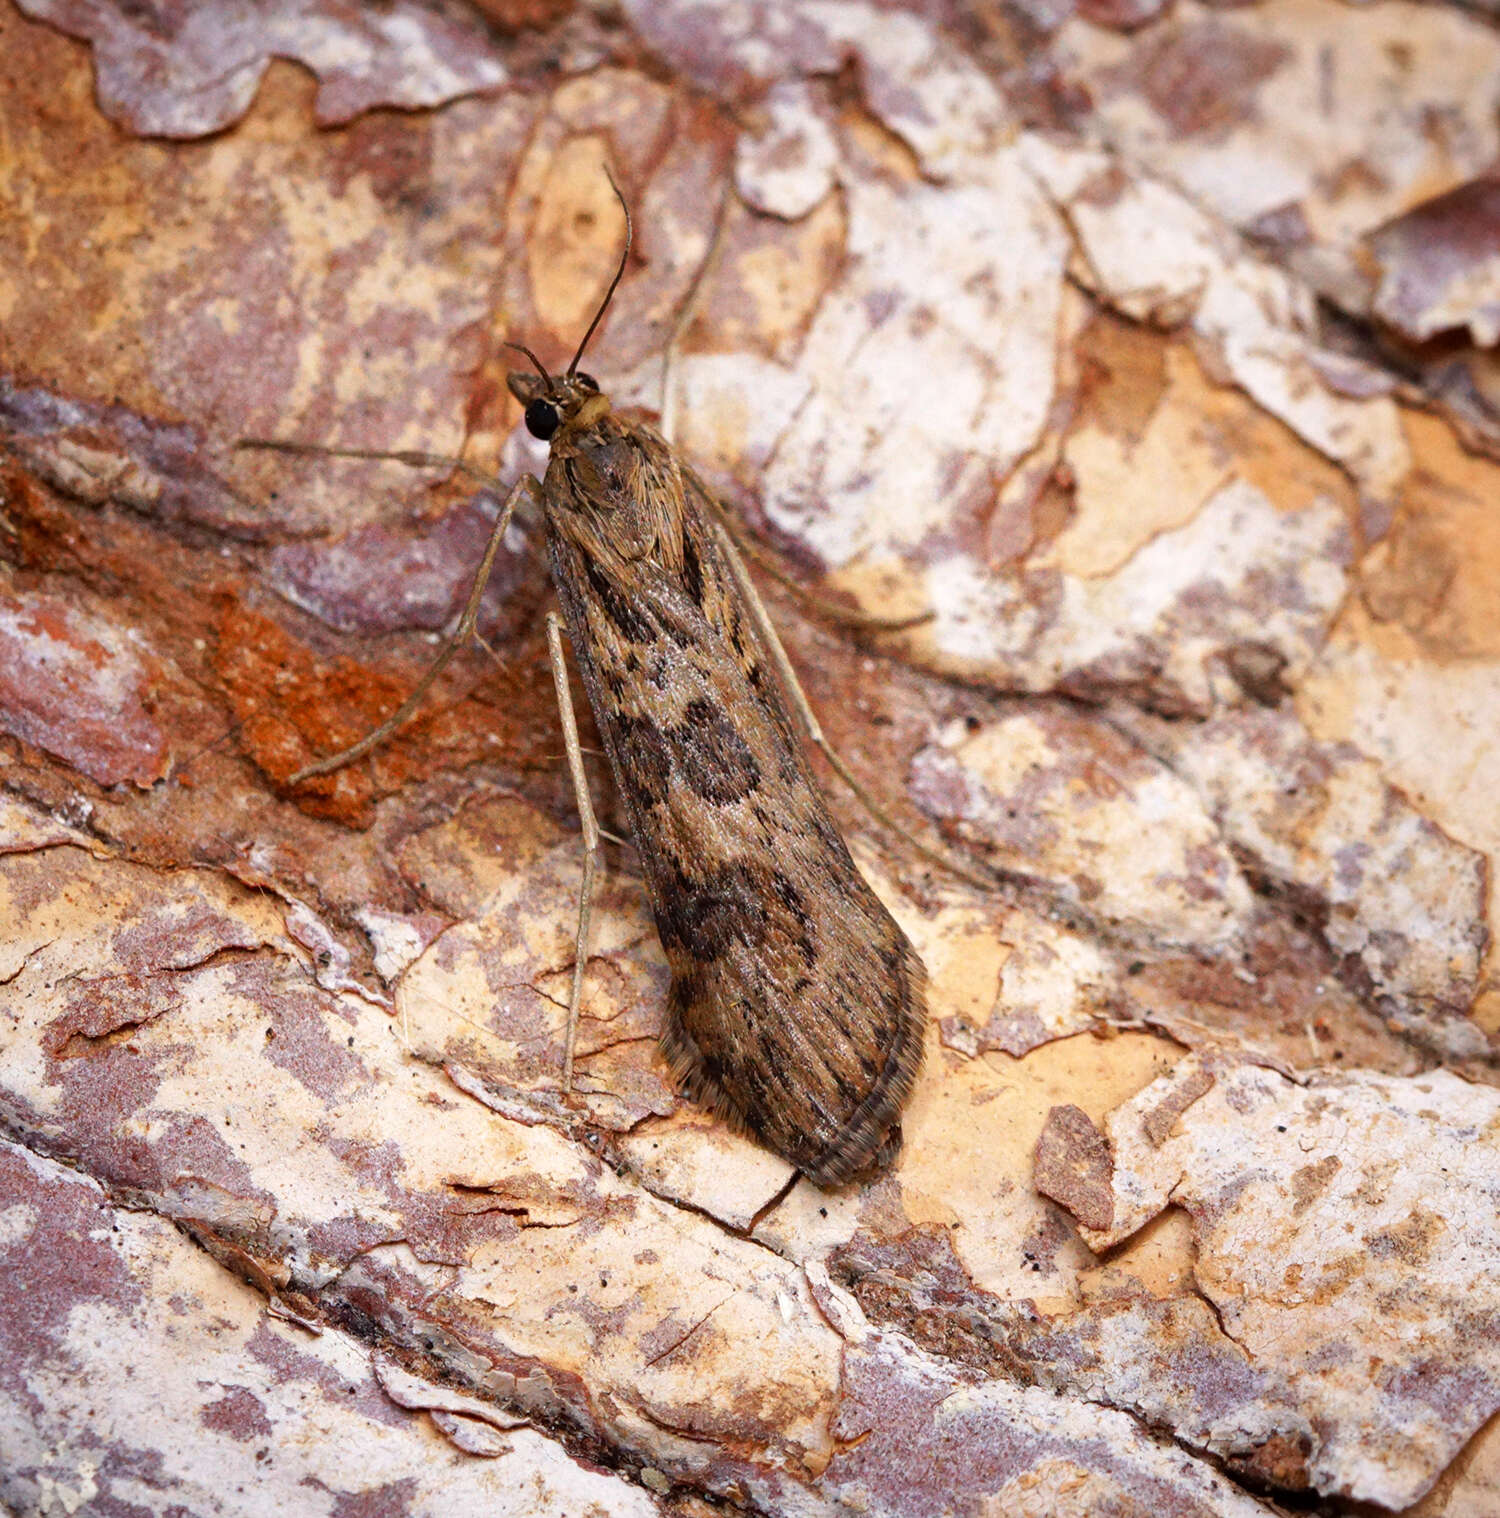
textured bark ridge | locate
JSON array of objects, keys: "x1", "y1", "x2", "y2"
[{"x1": 2, "y1": 2, "x2": 1499, "y2": 1514}]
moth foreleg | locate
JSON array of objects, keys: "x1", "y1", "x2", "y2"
[
  {"x1": 714, "y1": 519, "x2": 991, "y2": 892},
  {"x1": 287, "y1": 474, "x2": 543, "y2": 784},
  {"x1": 545, "y1": 611, "x2": 600, "y2": 1094},
  {"x1": 237, "y1": 437, "x2": 506, "y2": 498}
]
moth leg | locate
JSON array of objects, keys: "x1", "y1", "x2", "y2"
[
  {"x1": 545, "y1": 611, "x2": 600, "y2": 1093},
  {"x1": 237, "y1": 437, "x2": 505, "y2": 496},
  {"x1": 682, "y1": 464, "x2": 932, "y2": 634},
  {"x1": 714, "y1": 520, "x2": 992, "y2": 892},
  {"x1": 288, "y1": 473, "x2": 543, "y2": 784}
]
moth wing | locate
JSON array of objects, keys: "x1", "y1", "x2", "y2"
[{"x1": 544, "y1": 463, "x2": 928, "y2": 1186}]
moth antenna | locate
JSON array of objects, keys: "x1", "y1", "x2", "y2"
[
  {"x1": 505, "y1": 341, "x2": 551, "y2": 383},
  {"x1": 567, "y1": 168, "x2": 632, "y2": 377}
]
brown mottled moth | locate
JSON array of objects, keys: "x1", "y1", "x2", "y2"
[{"x1": 261, "y1": 184, "x2": 927, "y2": 1186}]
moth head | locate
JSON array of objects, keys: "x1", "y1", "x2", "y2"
[{"x1": 506, "y1": 366, "x2": 605, "y2": 442}]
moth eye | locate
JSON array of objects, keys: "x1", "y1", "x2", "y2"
[
  {"x1": 524, "y1": 398, "x2": 561, "y2": 440},
  {"x1": 575, "y1": 372, "x2": 599, "y2": 393}
]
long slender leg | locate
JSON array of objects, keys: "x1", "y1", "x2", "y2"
[
  {"x1": 237, "y1": 437, "x2": 504, "y2": 496},
  {"x1": 288, "y1": 474, "x2": 543, "y2": 784},
  {"x1": 682, "y1": 464, "x2": 932, "y2": 634},
  {"x1": 545, "y1": 612, "x2": 600, "y2": 1092},
  {"x1": 714, "y1": 519, "x2": 992, "y2": 892}
]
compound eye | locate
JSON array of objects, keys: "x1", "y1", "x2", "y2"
[
  {"x1": 524, "y1": 398, "x2": 560, "y2": 440},
  {"x1": 574, "y1": 372, "x2": 599, "y2": 393}
]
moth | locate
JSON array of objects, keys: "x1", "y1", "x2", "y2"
[{"x1": 267, "y1": 183, "x2": 929, "y2": 1186}]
